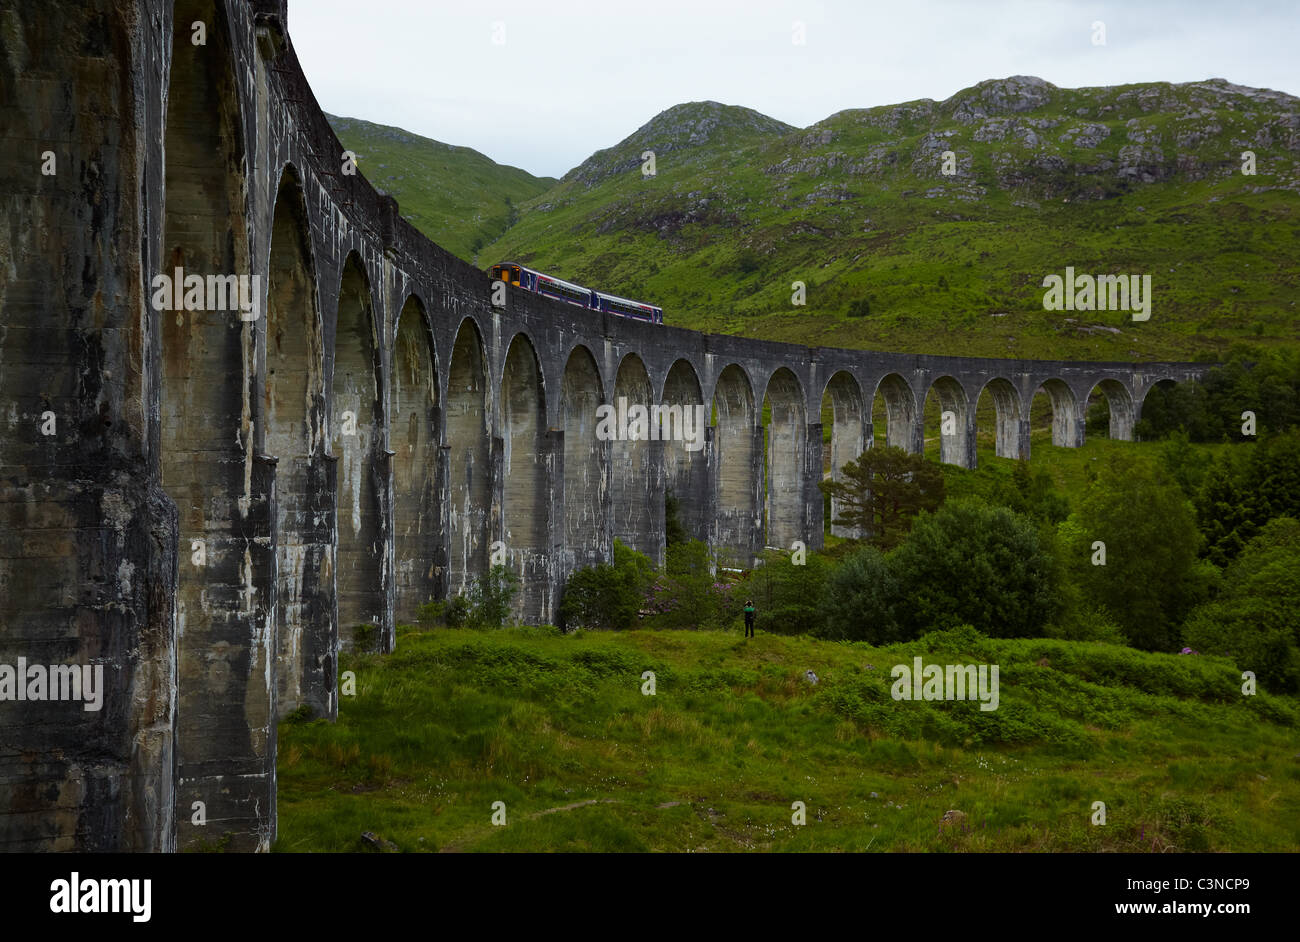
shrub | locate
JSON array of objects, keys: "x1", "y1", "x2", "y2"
[
  {"x1": 467, "y1": 566, "x2": 519, "y2": 629},
  {"x1": 1183, "y1": 517, "x2": 1300, "y2": 692},
  {"x1": 1045, "y1": 606, "x2": 1128, "y2": 645},
  {"x1": 558, "y1": 540, "x2": 655, "y2": 630},
  {"x1": 645, "y1": 540, "x2": 726, "y2": 629},
  {"x1": 733, "y1": 248, "x2": 762, "y2": 275},
  {"x1": 889, "y1": 499, "x2": 1062, "y2": 639},
  {"x1": 1157, "y1": 430, "x2": 1212, "y2": 498},
  {"x1": 416, "y1": 596, "x2": 470, "y2": 628},
  {"x1": 1136, "y1": 347, "x2": 1300, "y2": 442},
  {"x1": 818, "y1": 545, "x2": 904, "y2": 643},
  {"x1": 747, "y1": 549, "x2": 832, "y2": 635},
  {"x1": 352, "y1": 623, "x2": 380, "y2": 652},
  {"x1": 283, "y1": 703, "x2": 315, "y2": 724},
  {"x1": 845, "y1": 297, "x2": 872, "y2": 318},
  {"x1": 1004, "y1": 460, "x2": 1070, "y2": 525},
  {"x1": 445, "y1": 596, "x2": 470, "y2": 627},
  {"x1": 819, "y1": 500, "x2": 1060, "y2": 643}
]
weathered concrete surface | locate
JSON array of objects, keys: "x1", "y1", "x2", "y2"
[
  {"x1": 0, "y1": 0, "x2": 1211, "y2": 851},
  {"x1": 0, "y1": 0, "x2": 179, "y2": 851},
  {"x1": 500, "y1": 334, "x2": 551, "y2": 618},
  {"x1": 391, "y1": 296, "x2": 442, "y2": 625}
]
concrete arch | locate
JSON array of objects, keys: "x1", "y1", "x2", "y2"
[
  {"x1": 265, "y1": 165, "x2": 331, "y2": 723},
  {"x1": 661, "y1": 358, "x2": 710, "y2": 545},
  {"x1": 822, "y1": 371, "x2": 866, "y2": 538},
  {"x1": 873, "y1": 373, "x2": 919, "y2": 452},
  {"x1": 927, "y1": 375, "x2": 975, "y2": 468},
  {"x1": 977, "y1": 377, "x2": 1026, "y2": 460},
  {"x1": 161, "y1": 0, "x2": 269, "y2": 853},
  {"x1": 391, "y1": 294, "x2": 442, "y2": 622},
  {"x1": 446, "y1": 317, "x2": 491, "y2": 596},
  {"x1": 713, "y1": 363, "x2": 760, "y2": 563},
  {"x1": 1135, "y1": 376, "x2": 1181, "y2": 438},
  {"x1": 611, "y1": 353, "x2": 658, "y2": 560},
  {"x1": 763, "y1": 368, "x2": 808, "y2": 549},
  {"x1": 332, "y1": 251, "x2": 385, "y2": 646},
  {"x1": 1087, "y1": 378, "x2": 1136, "y2": 440},
  {"x1": 501, "y1": 332, "x2": 550, "y2": 619},
  {"x1": 561, "y1": 344, "x2": 608, "y2": 579},
  {"x1": 1034, "y1": 378, "x2": 1082, "y2": 447}
]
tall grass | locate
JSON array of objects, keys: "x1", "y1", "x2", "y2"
[{"x1": 275, "y1": 625, "x2": 1299, "y2": 852}]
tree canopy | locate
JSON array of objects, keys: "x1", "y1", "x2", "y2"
[{"x1": 819, "y1": 445, "x2": 945, "y2": 549}]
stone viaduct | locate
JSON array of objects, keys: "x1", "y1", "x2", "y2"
[{"x1": 0, "y1": 0, "x2": 1208, "y2": 852}]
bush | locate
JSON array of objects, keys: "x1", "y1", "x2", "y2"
[
  {"x1": 466, "y1": 566, "x2": 519, "y2": 629},
  {"x1": 818, "y1": 545, "x2": 905, "y2": 644},
  {"x1": 445, "y1": 596, "x2": 470, "y2": 627},
  {"x1": 941, "y1": 458, "x2": 1068, "y2": 526},
  {"x1": 353, "y1": 623, "x2": 380, "y2": 652},
  {"x1": 733, "y1": 248, "x2": 762, "y2": 275},
  {"x1": 645, "y1": 540, "x2": 730, "y2": 629},
  {"x1": 889, "y1": 499, "x2": 1062, "y2": 639},
  {"x1": 1003, "y1": 460, "x2": 1070, "y2": 526},
  {"x1": 1044, "y1": 606, "x2": 1128, "y2": 645},
  {"x1": 819, "y1": 499, "x2": 1060, "y2": 643},
  {"x1": 845, "y1": 297, "x2": 872, "y2": 318},
  {"x1": 417, "y1": 596, "x2": 470, "y2": 629},
  {"x1": 1183, "y1": 517, "x2": 1300, "y2": 692},
  {"x1": 558, "y1": 540, "x2": 655, "y2": 630},
  {"x1": 747, "y1": 549, "x2": 832, "y2": 636},
  {"x1": 1157, "y1": 430, "x2": 1212, "y2": 498}
]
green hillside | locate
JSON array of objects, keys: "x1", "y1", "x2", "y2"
[
  {"x1": 326, "y1": 114, "x2": 556, "y2": 263},
  {"x1": 275, "y1": 624, "x2": 1299, "y2": 852},
  {"x1": 475, "y1": 79, "x2": 1300, "y2": 361}
]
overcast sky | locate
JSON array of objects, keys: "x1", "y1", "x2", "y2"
[{"x1": 289, "y1": 0, "x2": 1299, "y2": 180}]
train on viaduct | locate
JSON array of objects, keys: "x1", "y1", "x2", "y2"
[{"x1": 0, "y1": 0, "x2": 1207, "y2": 851}]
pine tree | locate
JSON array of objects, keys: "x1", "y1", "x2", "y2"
[{"x1": 819, "y1": 445, "x2": 945, "y2": 549}]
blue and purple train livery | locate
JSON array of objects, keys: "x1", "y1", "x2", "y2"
[{"x1": 490, "y1": 262, "x2": 664, "y2": 325}]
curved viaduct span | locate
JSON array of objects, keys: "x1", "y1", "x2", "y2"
[{"x1": 0, "y1": 0, "x2": 1208, "y2": 851}]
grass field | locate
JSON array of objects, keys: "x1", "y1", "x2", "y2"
[{"x1": 274, "y1": 624, "x2": 1299, "y2": 853}]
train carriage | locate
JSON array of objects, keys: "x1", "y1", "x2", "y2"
[{"x1": 490, "y1": 261, "x2": 663, "y2": 324}]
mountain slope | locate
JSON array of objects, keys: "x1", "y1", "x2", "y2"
[
  {"x1": 478, "y1": 79, "x2": 1300, "y2": 361},
  {"x1": 326, "y1": 114, "x2": 556, "y2": 263}
]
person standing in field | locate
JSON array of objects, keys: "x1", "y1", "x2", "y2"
[{"x1": 744, "y1": 599, "x2": 756, "y2": 638}]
